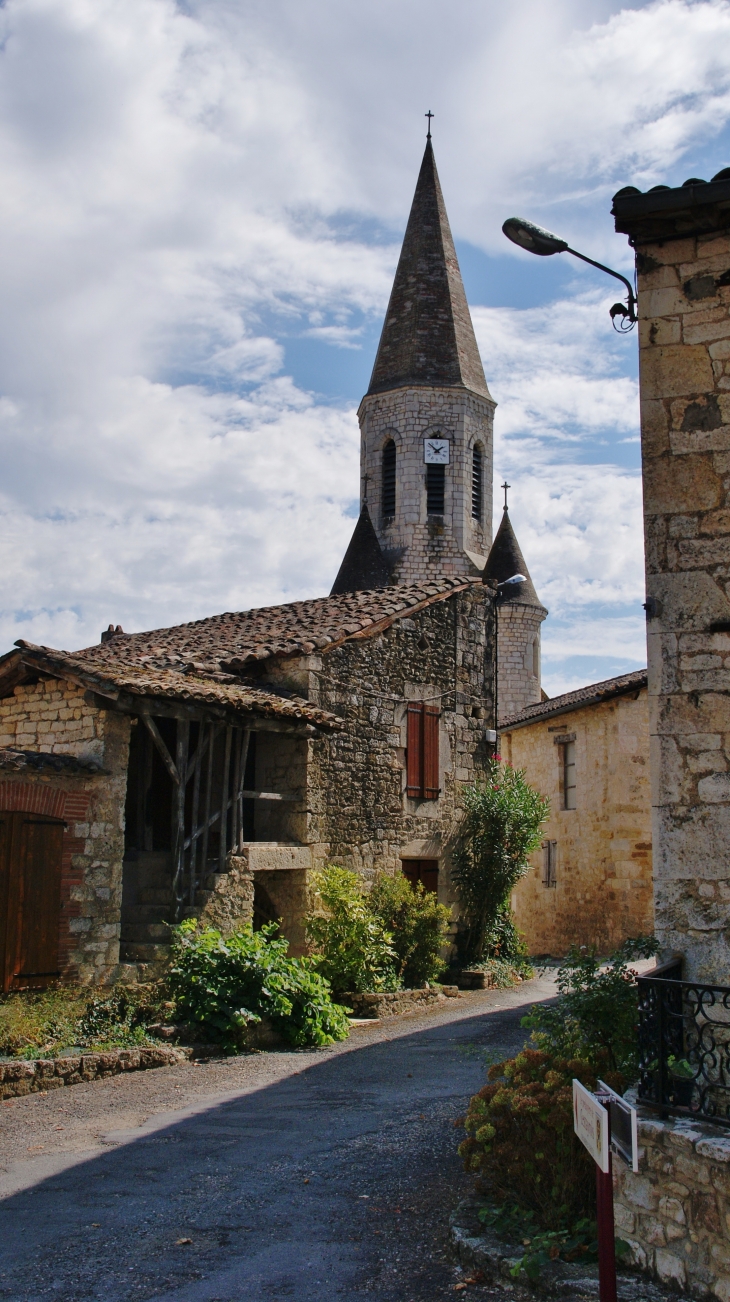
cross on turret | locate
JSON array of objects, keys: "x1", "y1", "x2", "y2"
[
  {"x1": 425, "y1": 110, "x2": 434, "y2": 139},
  {"x1": 502, "y1": 481, "x2": 510, "y2": 511}
]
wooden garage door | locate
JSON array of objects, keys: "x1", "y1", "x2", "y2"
[
  {"x1": 401, "y1": 859, "x2": 439, "y2": 894},
  {"x1": 0, "y1": 811, "x2": 65, "y2": 992}
]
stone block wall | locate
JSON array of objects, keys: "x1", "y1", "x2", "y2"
[
  {"x1": 295, "y1": 585, "x2": 493, "y2": 924},
  {"x1": 359, "y1": 385, "x2": 495, "y2": 581},
  {"x1": 0, "y1": 677, "x2": 130, "y2": 983},
  {"x1": 613, "y1": 1109, "x2": 730, "y2": 1299},
  {"x1": 633, "y1": 231, "x2": 730, "y2": 981},
  {"x1": 497, "y1": 602, "x2": 546, "y2": 723},
  {"x1": 505, "y1": 689, "x2": 653, "y2": 954}
]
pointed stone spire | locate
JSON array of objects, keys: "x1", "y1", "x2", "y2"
[
  {"x1": 367, "y1": 140, "x2": 490, "y2": 399},
  {"x1": 330, "y1": 504, "x2": 392, "y2": 595},
  {"x1": 483, "y1": 507, "x2": 544, "y2": 609}
]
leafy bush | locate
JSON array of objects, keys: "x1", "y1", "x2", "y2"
[
  {"x1": 306, "y1": 866, "x2": 398, "y2": 995},
  {"x1": 167, "y1": 919, "x2": 351, "y2": 1051},
  {"x1": 369, "y1": 873, "x2": 452, "y2": 987},
  {"x1": 453, "y1": 762, "x2": 549, "y2": 965},
  {"x1": 458, "y1": 1047, "x2": 625, "y2": 1228},
  {"x1": 521, "y1": 937, "x2": 659, "y2": 1079}
]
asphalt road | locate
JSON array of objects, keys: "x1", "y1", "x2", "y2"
[{"x1": 0, "y1": 976, "x2": 558, "y2": 1302}]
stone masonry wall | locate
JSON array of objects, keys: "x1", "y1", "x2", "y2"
[
  {"x1": 497, "y1": 602, "x2": 546, "y2": 723},
  {"x1": 359, "y1": 385, "x2": 495, "y2": 582},
  {"x1": 0, "y1": 677, "x2": 130, "y2": 983},
  {"x1": 297, "y1": 586, "x2": 493, "y2": 924},
  {"x1": 636, "y1": 231, "x2": 730, "y2": 981},
  {"x1": 613, "y1": 1108, "x2": 730, "y2": 1299},
  {"x1": 505, "y1": 690, "x2": 653, "y2": 955}
]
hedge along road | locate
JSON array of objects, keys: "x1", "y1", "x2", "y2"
[{"x1": 0, "y1": 975, "x2": 557, "y2": 1302}]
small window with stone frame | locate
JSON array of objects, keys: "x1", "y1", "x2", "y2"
[
  {"x1": 562, "y1": 740, "x2": 576, "y2": 810},
  {"x1": 542, "y1": 840, "x2": 557, "y2": 887}
]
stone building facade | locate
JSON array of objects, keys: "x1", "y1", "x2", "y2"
[
  {"x1": 613, "y1": 173, "x2": 730, "y2": 985},
  {"x1": 501, "y1": 670, "x2": 653, "y2": 955}
]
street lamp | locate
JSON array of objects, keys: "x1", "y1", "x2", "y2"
[
  {"x1": 488, "y1": 574, "x2": 527, "y2": 747},
  {"x1": 502, "y1": 216, "x2": 637, "y2": 331}
]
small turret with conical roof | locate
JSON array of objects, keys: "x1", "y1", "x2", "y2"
[
  {"x1": 484, "y1": 489, "x2": 548, "y2": 722},
  {"x1": 344, "y1": 128, "x2": 495, "y2": 588}
]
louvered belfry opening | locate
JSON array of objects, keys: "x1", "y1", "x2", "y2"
[
  {"x1": 471, "y1": 445, "x2": 483, "y2": 521},
  {"x1": 406, "y1": 703, "x2": 440, "y2": 799},
  {"x1": 381, "y1": 439, "x2": 396, "y2": 518},
  {"x1": 426, "y1": 464, "x2": 445, "y2": 515}
]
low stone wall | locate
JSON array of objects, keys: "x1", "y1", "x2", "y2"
[
  {"x1": 344, "y1": 986, "x2": 459, "y2": 1018},
  {"x1": 613, "y1": 1108, "x2": 730, "y2": 1298},
  {"x1": 0, "y1": 1044, "x2": 193, "y2": 1098}
]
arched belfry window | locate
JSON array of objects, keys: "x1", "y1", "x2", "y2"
[
  {"x1": 471, "y1": 445, "x2": 483, "y2": 522},
  {"x1": 382, "y1": 440, "x2": 396, "y2": 518}
]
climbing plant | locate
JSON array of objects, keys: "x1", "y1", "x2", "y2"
[{"x1": 453, "y1": 760, "x2": 549, "y2": 966}]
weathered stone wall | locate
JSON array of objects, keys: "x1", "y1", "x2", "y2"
[
  {"x1": 359, "y1": 386, "x2": 495, "y2": 582},
  {"x1": 0, "y1": 678, "x2": 130, "y2": 983},
  {"x1": 497, "y1": 602, "x2": 546, "y2": 723},
  {"x1": 292, "y1": 586, "x2": 493, "y2": 927},
  {"x1": 635, "y1": 231, "x2": 730, "y2": 981},
  {"x1": 613, "y1": 1108, "x2": 730, "y2": 1299},
  {"x1": 505, "y1": 690, "x2": 653, "y2": 954}
]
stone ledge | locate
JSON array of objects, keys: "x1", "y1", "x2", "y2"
[
  {"x1": 0, "y1": 1045, "x2": 194, "y2": 1098},
  {"x1": 343, "y1": 987, "x2": 458, "y2": 1018},
  {"x1": 449, "y1": 1200, "x2": 671, "y2": 1300}
]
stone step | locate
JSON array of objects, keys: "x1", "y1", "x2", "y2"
[
  {"x1": 136, "y1": 889, "x2": 173, "y2": 905},
  {"x1": 119, "y1": 942, "x2": 170, "y2": 963},
  {"x1": 120, "y1": 922, "x2": 171, "y2": 943},
  {"x1": 123, "y1": 904, "x2": 171, "y2": 925}
]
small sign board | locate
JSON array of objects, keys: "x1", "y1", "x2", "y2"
[
  {"x1": 598, "y1": 1079, "x2": 639, "y2": 1173},
  {"x1": 572, "y1": 1079, "x2": 609, "y2": 1173}
]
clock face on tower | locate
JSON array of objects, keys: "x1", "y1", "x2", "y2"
[{"x1": 423, "y1": 438, "x2": 450, "y2": 464}]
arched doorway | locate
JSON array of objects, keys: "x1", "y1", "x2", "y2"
[{"x1": 0, "y1": 811, "x2": 65, "y2": 991}]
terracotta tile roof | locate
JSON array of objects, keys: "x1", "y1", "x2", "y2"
[
  {"x1": 3, "y1": 577, "x2": 474, "y2": 726},
  {"x1": 67, "y1": 576, "x2": 474, "y2": 673},
  {"x1": 501, "y1": 669, "x2": 648, "y2": 731},
  {"x1": 2, "y1": 646, "x2": 341, "y2": 730}
]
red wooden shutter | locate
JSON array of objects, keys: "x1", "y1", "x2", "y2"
[
  {"x1": 419, "y1": 860, "x2": 439, "y2": 893},
  {"x1": 406, "y1": 703, "x2": 424, "y2": 796},
  {"x1": 423, "y1": 705, "x2": 440, "y2": 799}
]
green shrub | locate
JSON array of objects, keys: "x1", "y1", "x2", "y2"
[
  {"x1": 0, "y1": 987, "x2": 160, "y2": 1059},
  {"x1": 459, "y1": 1048, "x2": 625, "y2": 1228},
  {"x1": 167, "y1": 919, "x2": 350, "y2": 1051},
  {"x1": 369, "y1": 873, "x2": 452, "y2": 988},
  {"x1": 521, "y1": 937, "x2": 658, "y2": 1079},
  {"x1": 306, "y1": 866, "x2": 398, "y2": 996},
  {"x1": 454, "y1": 762, "x2": 549, "y2": 965}
]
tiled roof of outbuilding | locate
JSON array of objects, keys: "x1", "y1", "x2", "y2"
[
  {"x1": 500, "y1": 668, "x2": 647, "y2": 731},
  {"x1": 68, "y1": 577, "x2": 474, "y2": 673}
]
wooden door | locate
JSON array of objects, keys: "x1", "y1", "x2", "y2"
[
  {"x1": 0, "y1": 812, "x2": 65, "y2": 992},
  {"x1": 401, "y1": 859, "x2": 439, "y2": 894}
]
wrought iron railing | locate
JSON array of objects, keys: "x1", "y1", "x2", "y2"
[{"x1": 637, "y1": 958, "x2": 730, "y2": 1126}]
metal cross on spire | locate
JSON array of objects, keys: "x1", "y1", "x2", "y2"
[
  {"x1": 501, "y1": 481, "x2": 511, "y2": 511},
  {"x1": 425, "y1": 110, "x2": 434, "y2": 139}
]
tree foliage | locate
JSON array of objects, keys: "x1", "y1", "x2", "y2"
[
  {"x1": 369, "y1": 873, "x2": 452, "y2": 988},
  {"x1": 453, "y1": 762, "x2": 549, "y2": 965},
  {"x1": 521, "y1": 937, "x2": 659, "y2": 1078},
  {"x1": 306, "y1": 866, "x2": 399, "y2": 996}
]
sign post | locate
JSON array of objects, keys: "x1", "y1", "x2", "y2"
[{"x1": 573, "y1": 1080, "x2": 617, "y2": 1302}]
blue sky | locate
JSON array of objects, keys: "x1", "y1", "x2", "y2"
[{"x1": 3, "y1": 0, "x2": 730, "y2": 694}]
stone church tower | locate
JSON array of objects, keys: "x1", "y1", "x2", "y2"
[
  {"x1": 483, "y1": 503, "x2": 547, "y2": 722},
  {"x1": 332, "y1": 137, "x2": 495, "y2": 592}
]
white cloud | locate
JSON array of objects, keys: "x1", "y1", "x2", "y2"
[{"x1": 0, "y1": 0, "x2": 727, "y2": 687}]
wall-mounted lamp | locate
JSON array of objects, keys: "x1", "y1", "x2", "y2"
[{"x1": 502, "y1": 217, "x2": 637, "y2": 332}]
